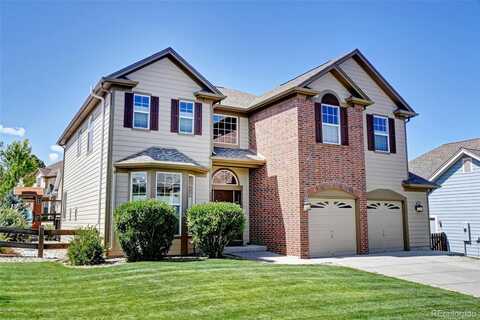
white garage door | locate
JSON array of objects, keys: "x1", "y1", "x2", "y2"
[
  {"x1": 367, "y1": 201, "x2": 404, "y2": 253},
  {"x1": 309, "y1": 199, "x2": 357, "y2": 257}
]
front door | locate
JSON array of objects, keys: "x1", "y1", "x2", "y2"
[
  {"x1": 213, "y1": 189, "x2": 243, "y2": 245},
  {"x1": 213, "y1": 190, "x2": 234, "y2": 202}
]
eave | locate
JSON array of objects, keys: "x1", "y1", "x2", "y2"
[
  {"x1": 211, "y1": 157, "x2": 265, "y2": 168},
  {"x1": 194, "y1": 90, "x2": 226, "y2": 103},
  {"x1": 57, "y1": 77, "x2": 138, "y2": 146},
  {"x1": 247, "y1": 87, "x2": 319, "y2": 114},
  {"x1": 114, "y1": 160, "x2": 209, "y2": 173}
]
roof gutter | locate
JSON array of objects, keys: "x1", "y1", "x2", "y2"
[{"x1": 57, "y1": 78, "x2": 138, "y2": 146}]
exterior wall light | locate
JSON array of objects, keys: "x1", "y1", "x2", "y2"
[
  {"x1": 415, "y1": 201, "x2": 424, "y2": 213},
  {"x1": 303, "y1": 199, "x2": 311, "y2": 211}
]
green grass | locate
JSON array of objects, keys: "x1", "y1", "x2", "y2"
[{"x1": 0, "y1": 259, "x2": 479, "y2": 320}]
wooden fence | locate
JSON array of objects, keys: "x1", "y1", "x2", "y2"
[
  {"x1": 431, "y1": 232, "x2": 448, "y2": 251},
  {"x1": 0, "y1": 226, "x2": 79, "y2": 258}
]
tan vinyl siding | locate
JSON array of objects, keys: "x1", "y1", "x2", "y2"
[
  {"x1": 62, "y1": 96, "x2": 110, "y2": 237},
  {"x1": 308, "y1": 72, "x2": 351, "y2": 103},
  {"x1": 340, "y1": 57, "x2": 429, "y2": 248},
  {"x1": 406, "y1": 191, "x2": 430, "y2": 248},
  {"x1": 340, "y1": 57, "x2": 409, "y2": 193},
  {"x1": 111, "y1": 57, "x2": 212, "y2": 167}
]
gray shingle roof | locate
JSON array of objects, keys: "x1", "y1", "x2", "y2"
[
  {"x1": 216, "y1": 87, "x2": 257, "y2": 109},
  {"x1": 409, "y1": 138, "x2": 480, "y2": 179},
  {"x1": 213, "y1": 147, "x2": 264, "y2": 161},
  {"x1": 39, "y1": 160, "x2": 63, "y2": 177},
  {"x1": 116, "y1": 147, "x2": 204, "y2": 168},
  {"x1": 248, "y1": 60, "x2": 336, "y2": 109},
  {"x1": 404, "y1": 172, "x2": 439, "y2": 188}
]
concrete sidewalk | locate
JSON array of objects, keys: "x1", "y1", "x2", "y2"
[{"x1": 229, "y1": 249, "x2": 480, "y2": 298}]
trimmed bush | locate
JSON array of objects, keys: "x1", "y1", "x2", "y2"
[
  {"x1": 114, "y1": 199, "x2": 177, "y2": 261},
  {"x1": 187, "y1": 202, "x2": 245, "y2": 258},
  {"x1": 67, "y1": 227, "x2": 105, "y2": 265}
]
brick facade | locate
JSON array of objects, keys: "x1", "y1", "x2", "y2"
[{"x1": 249, "y1": 93, "x2": 368, "y2": 258}]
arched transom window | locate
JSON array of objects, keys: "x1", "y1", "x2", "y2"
[{"x1": 213, "y1": 169, "x2": 238, "y2": 185}]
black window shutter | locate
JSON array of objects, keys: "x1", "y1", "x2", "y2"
[
  {"x1": 314, "y1": 102, "x2": 322, "y2": 143},
  {"x1": 194, "y1": 102, "x2": 202, "y2": 135},
  {"x1": 389, "y1": 117, "x2": 396, "y2": 153},
  {"x1": 340, "y1": 107, "x2": 349, "y2": 146},
  {"x1": 124, "y1": 92, "x2": 133, "y2": 128},
  {"x1": 366, "y1": 114, "x2": 375, "y2": 151},
  {"x1": 150, "y1": 96, "x2": 159, "y2": 131},
  {"x1": 171, "y1": 99, "x2": 179, "y2": 133}
]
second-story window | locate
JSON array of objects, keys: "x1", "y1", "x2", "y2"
[
  {"x1": 87, "y1": 115, "x2": 94, "y2": 152},
  {"x1": 321, "y1": 105, "x2": 340, "y2": 144},
  {"x1": 213, "y1": 114, "x2": 238, "y2": 145},
  {"x1": 373, "y1": 115, "x2": 389, "y2": 152},
  {"x1": 179, "y1": 101, "x2": 194, "y2": 134},
  {"x1": 133, "y1": 94, "x2": 150, "y2": 129}
]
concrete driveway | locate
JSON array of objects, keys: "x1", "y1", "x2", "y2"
[{"x1": 228, "y1": 249, "x2": 480, "y2": 298}]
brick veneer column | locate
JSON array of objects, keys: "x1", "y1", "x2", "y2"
[{"x1": 297, "y1": 98, "x2": 369, "y2": 256}]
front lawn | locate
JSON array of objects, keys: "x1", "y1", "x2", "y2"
[{"x1": 0, "y1": 259, "x2": 478, "y2": 319}]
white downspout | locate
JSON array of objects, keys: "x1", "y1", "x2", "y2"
[{"x1": 90, "y1": 85, "x2": 108, "y2": 232}]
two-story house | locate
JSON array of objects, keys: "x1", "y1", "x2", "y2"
[
  {"x1": 34, "y1": 160, "x2": 63, "y2": 214},
  {"x1": 58, "y1": 47, "x2": 436, "y2": 258}
]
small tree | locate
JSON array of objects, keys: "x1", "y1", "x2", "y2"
[
  {"x1": 187, "y1": 202, "x2": 245, "y2": 258},
  {"x1": 114, "y1": 200, "x2": 177, "y2": 261},
  {"x1": 0, "y1": 140, "x2": 44, "y2": 198},
  {"x1": 0, "y1": 208, "x2": 28, "y2": 241}
]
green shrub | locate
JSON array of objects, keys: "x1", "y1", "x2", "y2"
[
  {"x1": 114, "y1": 199, "x2": 177, "y2": 261},
  {"x1": 0, "y1": 208, "x2": 28, "y2": 241},
  {"x1": 67, "y1": 227, "x2": 105, "y2": 265},
  {"x1": 187, "y1": 202, "x2": 245, "y2": 258}
]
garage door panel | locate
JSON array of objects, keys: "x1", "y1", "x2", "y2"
[
  {"x1": 309, "y1": 199, "x2": 356, "y2": 257},
  {"x1": 367, "y1": 201, "x2": 404, "y2": 253}
]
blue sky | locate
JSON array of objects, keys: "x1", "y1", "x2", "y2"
[{"x1": 1, "y1": 1, "x2": 479, "y2": 164}]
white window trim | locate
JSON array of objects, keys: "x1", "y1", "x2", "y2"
[
  {"x1": 213, "y1": 113, "x2": 239, "y2": 145},
  {"x1": 76, "y1": 130, "x2": 82, "y2": 157},
  {"x1": 87, "y1": 115, "x2": 94, "y2": 153},
  {"x1": 133, "y1": 94, "x2": 151, "y2": 130},
  {"x1": 130, "y1": 171, "x2": 148, "y2": 201},
  {"x1": 179, "y1": 100, "x2": 195, "y2": 134},
  {"x1": 373, "y1": 115, "x2": 390, "y2": 153},
  {"x1": 321, "y1": 103, "x2": 341, "y2": 145},
  {"x1": 155, "y1": 172, "x2": 182, "y2": 235},
  {"x1": 188, "y1": 174, "x2": 196, "y2": 206}
]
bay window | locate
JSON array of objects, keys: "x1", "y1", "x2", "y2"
[
  {"x1": 156, "y1": 172, "x2": 182, "y2": 235},
  {"x1": 131, "y1": 172, "x2": 147, "y2": 200}
]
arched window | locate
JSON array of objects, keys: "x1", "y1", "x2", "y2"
[
  {"x1": 321, "y1": 93, "x2": 340, "y2": 106},
  {"x1": 315, "y1": 93, "x2": 347, "y2": 145},
  {"x1": 212, "y1": 169, "x2": 238, "y2": 185}
]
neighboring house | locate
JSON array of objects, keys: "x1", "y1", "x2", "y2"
[
  {"x1": 34, "y1": 160, "x2": 63, "y2": 214},
  {"x1": 410, "y1": 139, "x2": 480, "y2": 257},
  {"x1": 58, "y1": 47, "x2": 435, "y2": 258}
]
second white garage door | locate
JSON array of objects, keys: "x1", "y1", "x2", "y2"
[
  {"x1": 367, "y1": 201, "x2": 404, "y2": 253},
  {"x1": 309, "y1": 199, "x2": 357, "y2": 257}
]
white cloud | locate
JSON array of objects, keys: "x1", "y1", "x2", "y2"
[
  {"x1": 48, "y1": 153, "x2": 59, "y2": 162},
  {"x1": 50, "y1": 145, "x2": 64, "y2": 153},
  {"x1": 0, "y1": 124, "x2": 26, "y2": 137}
]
